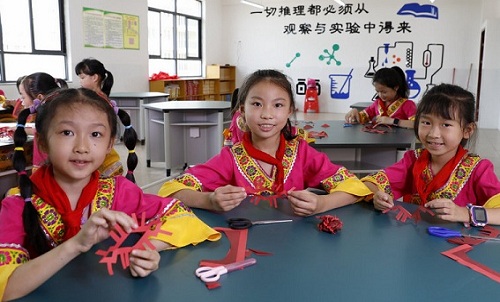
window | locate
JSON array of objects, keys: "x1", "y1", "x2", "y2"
[
  {"x1": 148, "y1": 0, "x2": 202, "y2": 77},
  {"x1": 0, "y1": 0, "x2": 66, "y2": 82}
]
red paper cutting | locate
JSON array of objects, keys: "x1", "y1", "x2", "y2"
[
  {"x1": 238, "y1": 181, "x2": 290, "y2": 208},
  {"x1": 307, "y1": 131, "x2": 328, "y2": 139},
  {"x1": 411, "y1": 205, "x2": 435, "y2": 223},
  {"x1": 447, "y1": 237, "x2": 486, "y2": 246},
  {"x1": 95, "y1": 212, "x2": 172, "y2": 275},
  {"x1": 321, "y1": 123, "x2": 330, "y2": 128},
  {"x1": 199, "y1": 227, "x2": 248, "y2": 267},
  {"x1": 442, "y1": 244, "x2": 500, "y2": 283},
  {"x1": 382, "y1": 205, "x2": 412, "y2": 223},
  {"x1": 303, "y1": 124, "x2": 314, "y2": 130},
  {"x1": 317, "y1": 215, "x2": 343, "y2": 234},
  {"x1": 361, "y1": 123, "x2": 392, "y2": 134}
]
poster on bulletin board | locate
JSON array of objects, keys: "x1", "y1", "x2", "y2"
[{"x1": 82, "y1": 7, "x2": 139, "y2": 50}]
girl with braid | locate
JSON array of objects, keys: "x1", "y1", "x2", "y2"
[
  {"x1": 0, "y1": 88, "x2": 220, "y2": 300},
  {"x1": 75, "y1": 58, "x2": 123, "y2": 177}
]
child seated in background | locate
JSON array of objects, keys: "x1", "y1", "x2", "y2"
[
  {"x1": 345, "y1": 66, "x2": 416, "y2": 129},
  {"x1": 159, "y1": 69, "x2": 372, "y2": 216},
  {"x1": 0, "y1": 88, "x2": 220, "y2": 300},
  {"x1": 362, "y1": 83, "x2": 500, "y2": 226},
  {"x1": 75, "y1": 58, "x2": 123, "y2": 177}
]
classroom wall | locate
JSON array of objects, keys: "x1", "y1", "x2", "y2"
[
  {"x1": 1, "y1": 0, "x2": 500, "y2": 129},
  {"x1": 214, "y1": 0, "x2": 487, "y2": 121}
]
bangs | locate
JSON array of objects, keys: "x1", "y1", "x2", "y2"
[{"x1": 418, "y1": 93, "x2": 459, "y2": 121}]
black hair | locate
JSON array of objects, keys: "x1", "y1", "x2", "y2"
[
  {"x1": 75, "y1": 58, "x2": 114, "y2": 96},
  {"x1": 13, "y1": 88, "x2": 137, "y2": 255},
  {"x1": 372, "y1": 66, "x2": 409, "y2": 98},
  {"x1": 21, "y1": 72, "x2": 68, "y2": 100},
  {"x1": 236, "y1": 69, "x2": 297, "y2": 140},
  {"x1": 16, "y1": 75, "x2": 26, "y2": 93},
  {"x1": 413, "y1": 83, "x2": 476, "y2": 147}
]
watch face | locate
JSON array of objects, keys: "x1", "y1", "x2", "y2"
[{"x1": 473, "y1": 207, "x2": 487, "y2": 223}]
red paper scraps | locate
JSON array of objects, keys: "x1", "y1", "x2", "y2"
[
  {"x1": 321, "y1": 123, "x2": 330, "y2": 128},
  {"x1": 442, "y1": 244, "x2": 500, "y2": 283},
  {"x1": 361, "y1": 123, "x2": 392, "y2": 134},
  {"x1": 382, "y1": 205, "x2": 412, "y2": 223},
  {"x1": 447, "y1": 237, "x2": 486, "y2": 246},
  {"x1": 317, "y1": 215, "x2": 343, "y2": 234},
  {"x1": 199, "y1": 227, "x2": 248, "y2": 267},
  {"x1": 303, "y1": 124, "x2": 314, "y2": 130},
  {"x1": 95, "y1": 213, "x2": 171, "y2": 275},
  {"x1": 307, "y1": 131, "x2": 328, "y2": 139}
]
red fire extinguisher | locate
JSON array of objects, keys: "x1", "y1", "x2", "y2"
[{"x1": 304, "y1": 78, "x2": 319, "y2": 113}]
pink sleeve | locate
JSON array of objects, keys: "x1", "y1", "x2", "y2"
[
  {"x1": 401, "y1": 99, "x2": 417, "y2": 119},
  {"x1": 462, "y1": 159, "x2": 500, "y2": 207},
  {"x1": 0, "y1": 196, "x2": 26, "y2": 245},
  {"x1": 362, "y1": 101, "x2": 378, "y2": 120},
  {"x1": 300, "y1": 141, "x2": 343, "y2": 188},
  {"x1": 178, "y1": 147, "x2": 236, "y2": 191},
  {"x1": 381, "y1": 150, "x2": 417, "y2": 200},
  {"x1": 111, "y1": 176, "x2": 175, "y2": 219}
]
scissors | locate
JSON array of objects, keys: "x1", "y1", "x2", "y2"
[
  {"x1": 195, "y1": 258, "x2": 257, "y2": 282},
  {"x1": 227, "y1": 217, "x2": 292, "y2": 229},
  {"x1": 427, "y1": 226, "x2": 500, "y2": 241}
]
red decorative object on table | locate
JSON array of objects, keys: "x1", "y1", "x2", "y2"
[{"x1": 317, "y1": 215, "x2": 343, "y2": 234}]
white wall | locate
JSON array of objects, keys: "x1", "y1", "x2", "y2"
[
  {"x1": 217, "y1": 0, "x2": 483, "y2": 117},
  {"x1": 1, "y1": 0, "x2": 500, "y2": 129}
]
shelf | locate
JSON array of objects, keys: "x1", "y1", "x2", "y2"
[{"x1": 149, "y1": 65, "x2": 236, "y2": 101}]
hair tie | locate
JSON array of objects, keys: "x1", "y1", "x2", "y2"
[
  {"x1": 18, "y1": 170, "x2": 27, "y2": 175},
  {"x1": 24, "y1": 197, "x2": 32, "y2": 203},
  {"x1": 16, "y1": 124, "x2": 25, "y2": 128},
  {"x1": 110, "y1": 100, "x2": 119, "y2": 115},
  {"x1": 127, "y1": 170, "x2": 134, "y2": 174},
  {"x1": 125, "y1": 124, "x2": 133, "y2": 129},
  {"x1": 128, "y1": 149, "x2": 135, "y2": 154},
  {"x1": 14, "y1": 147, "x2": 24, "y2": 151},
  {"x1": 29, "y1": 98, "x2": 42, "y2": 114}
]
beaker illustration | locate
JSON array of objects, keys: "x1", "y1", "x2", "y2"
[
  {"x1": 405, "y1": 69, "x2": 421, "y2": 99},
  {"x1": 329, "y1": 70, "x2": 353, "y2": 99}
]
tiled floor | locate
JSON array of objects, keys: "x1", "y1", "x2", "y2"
[{"x1": 118, "y1": 112, "x2": 500, "y2": 195}]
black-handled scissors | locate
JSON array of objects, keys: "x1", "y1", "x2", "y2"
[{"x1": 227, "y1": 218, "x2": 292, "y2": 229}]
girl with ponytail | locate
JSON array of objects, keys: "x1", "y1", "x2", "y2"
[
  {"x1": 0, "y1": 88, "x2": 220, "y2": 300},
  {"x1": 75, "y1": 58, "x2": 125, "y2": 177}
]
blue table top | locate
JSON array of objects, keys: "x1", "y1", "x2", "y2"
[{"x1": 17, "y1": 200, "x2": 500, "y2": 302}]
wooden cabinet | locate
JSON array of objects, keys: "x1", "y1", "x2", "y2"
[
  {"x1": 149, "y1": 65, "x2": 236, "y2": 101},
  {"x1": 207, "y1": 65, "x2": 236, "y2": 102}
]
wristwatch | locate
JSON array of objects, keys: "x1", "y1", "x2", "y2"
[
  {"x1": 393, "y1": 118, "x2": 400, "y2": 126},
  {"x1": 466, "y1": 203, "x2": 488, "y2": 227}
]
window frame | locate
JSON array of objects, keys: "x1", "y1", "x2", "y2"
[
  {"x1": 0, "y1": 0, "x2": 67, "y2": 83},
  {"x1": 148, "y1": 0, "x2": 203, "y2": 77}
]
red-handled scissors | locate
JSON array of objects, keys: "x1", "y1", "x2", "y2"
[{"x1": 195, "y1": 258, "x2": 257, "y2": 282}]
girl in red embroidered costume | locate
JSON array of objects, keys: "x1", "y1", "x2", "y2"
[
  {"x1": 159, "y1": 69, "x2": 372, "y2": 216},
  {"x1": 362, "y1": 83, "x2": 500, "y2": 225},
  {"x1": 345, "y1": 66, "x2": 416, "y2": 129},
  {"x1": 0, "y1": 88, "x2": 220, "y2": 300}
]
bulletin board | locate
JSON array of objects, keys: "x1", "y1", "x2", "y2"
[{"x1": 82, "y1": 7, "x2": 139, "y2": 50}]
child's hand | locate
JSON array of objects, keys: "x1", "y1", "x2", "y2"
[
  {"x1": 73, "y1": 208, "x2": 138, "y2": 253},
  {"x1": 287, "y1": 190, "x2": 319, "y2": 216},
  {"x1": 344, "y1": 109, "x2": 359, "y2": 124},
  {"x1": 424, "y1": 199, "x2": 470, "y2": 223},
  {"x1": 209, "y1": 185, "x2": 247, "y2": 211},
  {"x1": 129, "y1": 245, "x2": 161, "y2": 277},
  {"x1": 373, "y1": 191, "x2": 394, "y2": 211},
  {"x1": 374, "y1": 116, "x2": 393, "y2": 125}
]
